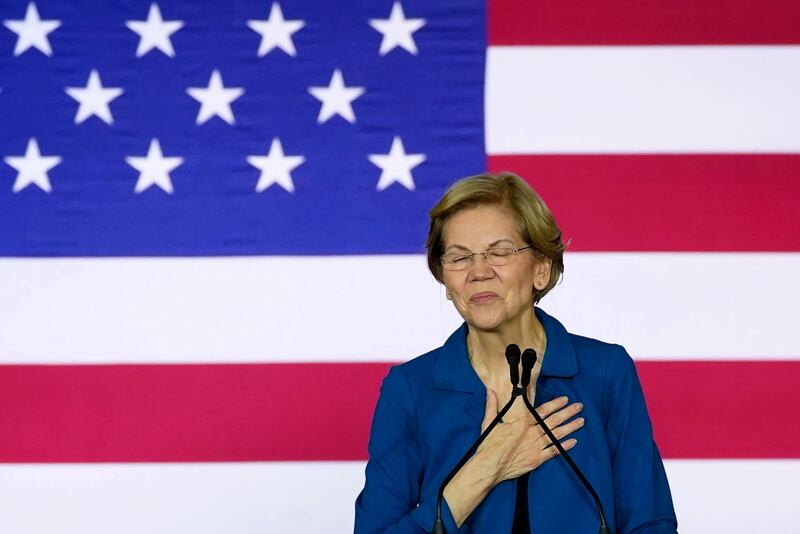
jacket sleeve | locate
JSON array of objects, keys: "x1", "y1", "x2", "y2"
[
  {"x1": 605, "y1": 346, "x2": 678, "y2": 534},
  {"x1": 355, "y1": 365, "x2": 462, "y2": 534}
]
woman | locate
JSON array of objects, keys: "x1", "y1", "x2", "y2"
[{"x1": 354, "y1": 173, "x2": 677, "y2": 533}]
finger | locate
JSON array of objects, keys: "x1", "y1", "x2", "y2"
[
  {"x1": 545, "y1": 438, "x2": 578, "y2": 458},
  {"x1": 534, "y1": 396, "x2": 570, "y2": 420},
  {"x1": 542, "y1": 402, "x2": 584, "y2": 429},
  {"x1": 481, "y1": 389, "x2": 499, "y2": 433},
  {"x1": 535, "y1": 416, "x2": 584, "y2": 447}
]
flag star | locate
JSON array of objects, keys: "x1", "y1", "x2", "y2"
[
  {"x1": 65, "y1": 70, "x2": 124, "y2": 125},
  {"x1": 125, "y1": 3, "x2": 184, "y2": 58},
  {"x1": 186, "y1": 70, "x2": 245, "y2": 125},
  {"x1": 369, "y1": 136, "x2": 426, "y2": 191},
  {"x1": 126, "y1": 139, "x2": 183, "y2": 194},
  {"x1": 4, "y1": 138, "x2": 61, "y2": 193},
  {"x1": 308, "y1": 69, "x2": 365, "y2": 124},
  {"x1": 247, "y1": 138, "x2": 305, "y2": 193},
  {"x1": 247, "y1": 2, "x2": 305, "y2": 57},
  {"x1": 369, "y1": 1, "x2": 425, "y2": 56},
  {"x1": 3, "y1": 2, "x2": 61, "y2": 57}
]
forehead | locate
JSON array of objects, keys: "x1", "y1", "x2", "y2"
[{"x1": 442, "y1": 204, "x2": 521, "y2": 247}]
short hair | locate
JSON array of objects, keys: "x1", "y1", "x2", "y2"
[{"x1": 425, "y1": 172, "x2": 566, "y2": 303}]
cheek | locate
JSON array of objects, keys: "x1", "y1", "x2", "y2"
[
  {"x1": 442, "y1": 272, "x2": 465, "y2": 292},
  {"x1": 443, "y1": 276, "x2": 473, "y2": 311},
  {"x1": 505, "y1": 268, "x2": 536, "y2": 299}
]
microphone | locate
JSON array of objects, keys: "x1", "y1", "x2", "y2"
[
  {"x1": 432, "y1": 344, "x2": 611, "y2": 534},
  {"x1": 520, "y1": 348, "x2": 535, "y2": 388},
  {"x1": 505, "y1": 343, "x2": 521, "y2": 387}
]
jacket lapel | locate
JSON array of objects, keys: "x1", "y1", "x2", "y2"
[{"x1": 429, "y1": 323, "x2": 486, "y2": 425}]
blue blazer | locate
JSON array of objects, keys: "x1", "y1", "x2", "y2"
[{"x1": 355, "y1": 307, "x2": 677, "y2": 533}]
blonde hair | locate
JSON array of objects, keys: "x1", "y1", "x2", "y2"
[{"x1": 426, "y1": 172, "x2": 566, "y2": 303}]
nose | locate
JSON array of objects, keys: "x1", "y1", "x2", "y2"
[{"x1": 469, "y1": 252, "x2": 494, "y2": 279}]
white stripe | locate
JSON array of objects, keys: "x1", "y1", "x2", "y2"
[
  {"x1": 666, "y1": 459, "x2": 800, "y2": 532},
  {"x1": 0, "y1": 253, "x2": 797, "y2": 364},
  {"x1": 0, "y1": 460, "x2": 796, "y2": 533},
  {"x1": 0, "y1": 462, "x2": 364, "y2": 534},
  {"x1": 543, "y1": 253, "x2": 800, "y2": 360},
  {"x1": 486, "y1": 46, "x2": 800, "y2": 154},
  {"x1": 0, "y1": 256, "x2": 456, "y2": 363}
]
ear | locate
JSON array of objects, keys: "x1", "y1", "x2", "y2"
[
  {"x1": 534, "y1": 257, "x2": 552, "y2": 288},
  {"x1": 537, "y1": 257, "x2": 552, "y2": 276}
]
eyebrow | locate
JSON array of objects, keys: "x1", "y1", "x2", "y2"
[{"x1": 444, "y1": 238, "x2": 515, "y2": 252}]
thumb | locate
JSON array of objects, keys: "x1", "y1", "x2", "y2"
[{"x1": 481, "y1": 388, "x2": 498, "y2": 433}]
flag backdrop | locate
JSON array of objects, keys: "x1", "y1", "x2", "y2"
[{"x1": 1, "y1": 0, "x2": 799, "y2": 532}]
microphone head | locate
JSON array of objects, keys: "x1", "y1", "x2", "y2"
[
  {"x1": 505, "y1": 344, "x2": 521, "y2": 386},
  {"x1": 520, "y1": 349, "x2": 537, "y2": 387},
  {"x1": 521, "y1": 348, "x2": 537, "y2": 367},
  {"x1": 505, "y1": 344, "x2": 521, "y2": 360}
]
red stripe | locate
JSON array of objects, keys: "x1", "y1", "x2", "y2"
[
  {"x1": 636, "y1": 361, "x2": 800, "y2": 459},
  {"x1": 488, "y1": 0, "x2": 800, "y2": 45},
  {"x1": 488, "y1": 154, "x2": 800, "y2": 251},
  {"x1": 1, "y1": 361, "x2": 799, "y2": 462},
  {"x1": 0, "y1": 363, "x2": 388, "y2": 463}
]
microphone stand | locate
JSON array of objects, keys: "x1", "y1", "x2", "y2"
[
  {"x1": 433, "y1": 345, "x2": 611, "y2": 534},
  {"x1": 517, "y1": 348, "x2": 610, "y2": 534}
]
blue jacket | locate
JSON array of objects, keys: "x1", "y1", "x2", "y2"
[{"x1": 355, "y1": 307, "x2": 678, "y2": 533}]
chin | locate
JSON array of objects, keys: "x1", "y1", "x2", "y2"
[{"x1": 465, "y1": 312, "x2": 507, "y2": 333}]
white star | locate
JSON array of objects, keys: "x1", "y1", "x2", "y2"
[
  {"x1": 186, "y1": 70, "x2": 245, "y2": 125},
  {"x1": 247, "y1": 138, "x2": 305, "y2": 193},
  {"x1": 125, "y1": 139, "x2": 183, "y2": 194},
  {"x1": 3, "y1": 2, "x2": 61, "y2": 57},
  {"x1": 65, "y1": 70, "x2": 124, "y2": 125},
  {"x1": 247, "y1": 2, "x2": 305, "y2": 57},
  {"x1": 4, "y1": 138, "x2": 61, "y2": 193},
  {"x1": 369, "y1": 2, "x2": 425, "y2": 55},
  {"x1": 368, "y1": 136, "x2": 426, "y2": 191},
  {"x1": 126, "y1": 3, "x2": 184, "y2": 58},
  {"x1": 308, "y1": 69, "x2": 365, "y2": 124}
]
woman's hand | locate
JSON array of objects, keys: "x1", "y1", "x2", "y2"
[
  {"x1": 443, "y1": 393, "x2": 583, "y2": 526},
  {"x1": 476, "y1": 392, "x2": 583, "y2": 484}
]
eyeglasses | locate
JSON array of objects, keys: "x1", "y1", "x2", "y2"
[{"x1": 440, "y1": 245, "x2": 535, "y2": 271}]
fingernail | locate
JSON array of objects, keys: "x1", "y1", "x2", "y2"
[
  {"x1": 576, "y1": 403, "x2": 583, "y2": 410},
  {"x1": 560, "y1": 396, "x2": 569, "y2": 403},
  {"x1": 576, "y1": 417, "x2": 585, "y2": 426}
]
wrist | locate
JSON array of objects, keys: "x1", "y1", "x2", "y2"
[
  {"x1": 465, "y1": 449, "x2": 503, "y2": 489},
  {"x1": 442, "y1": 452, "x2": 498, "y2": 526}
]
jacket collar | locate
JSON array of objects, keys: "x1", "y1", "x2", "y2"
[
  {"x1": 536, "y1": 306, "x2": 579, "y2": 379},
  {"x1": 429, "y1": 306, "x2": 579, "y2": 394}
]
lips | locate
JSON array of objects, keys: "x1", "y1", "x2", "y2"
[{"x1": 469, "y1": 291, "x2": 499, "y2": 303}]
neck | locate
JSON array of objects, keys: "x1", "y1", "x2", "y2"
[{"x1": 467, "y1": 307, "x2": 546, "y2": 384}]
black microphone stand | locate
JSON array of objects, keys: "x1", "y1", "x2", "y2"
[
  {"x1": 432, "y1": 345, "x2": 611, "y2": 534},
  {"x1": 517, "y1": 348, "x2": 611, "y2": 534}
]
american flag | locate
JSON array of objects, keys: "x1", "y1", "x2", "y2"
[{"x1": 0, "y1": 1, "x2": 798, "y2": 532}]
